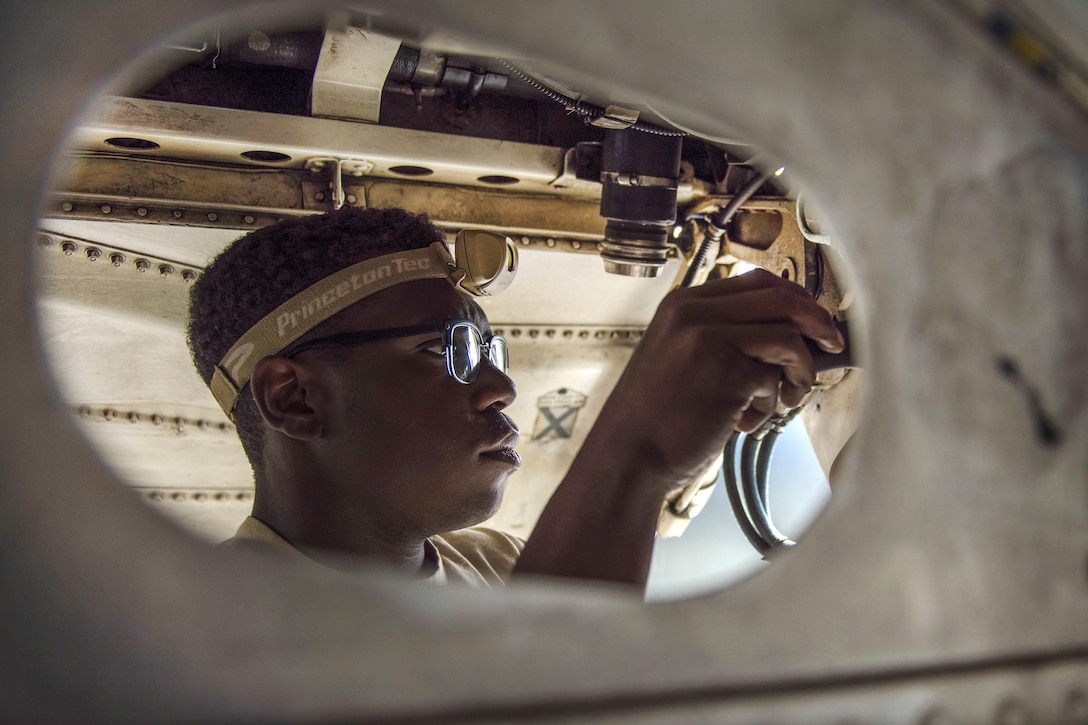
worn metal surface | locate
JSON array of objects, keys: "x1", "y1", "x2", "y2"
[
  {"x1": 68, "y1": 96, "x2": 577, "y2": 193},
  {"x1": 2, "y1": 1, "x2": 1087, "y2": 722},
  {"x1": 310, "y1": 24, "x2": 401, "y2": 123}
]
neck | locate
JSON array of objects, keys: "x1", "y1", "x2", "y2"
[{"x1": 253, "y1": 456, "x2": 429, "y2": 576}]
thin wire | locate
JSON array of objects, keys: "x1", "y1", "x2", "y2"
[{"x1": 496, "y1": 59, "x2": 684, "y2": 136}]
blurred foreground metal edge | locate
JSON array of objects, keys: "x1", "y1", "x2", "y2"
[{"x1": 1, "y1": 1, "x2": 1086, "y2": 722}]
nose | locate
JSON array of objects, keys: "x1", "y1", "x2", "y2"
[{"x1": 471, "y1": 357, "x2": 517, "y2": 412}]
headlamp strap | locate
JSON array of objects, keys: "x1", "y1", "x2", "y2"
[{"x1": 210, "y1": 242, "x2": 455, "y2": 417}]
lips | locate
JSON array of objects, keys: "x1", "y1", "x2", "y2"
[{"x1": 479, "y1": 417, "x2": 521, "y2": 468}]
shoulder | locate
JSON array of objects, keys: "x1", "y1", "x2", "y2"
[
  {"x1": 430, "y1": 527, "x2": 525, "y2": 587},
  {"x1": 219, "y1": 516, "x2": 315, "y2": 565}
]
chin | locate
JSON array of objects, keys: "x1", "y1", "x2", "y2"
[{"x1": 442, "y1": 480, "x2": 507, "y2": 533}]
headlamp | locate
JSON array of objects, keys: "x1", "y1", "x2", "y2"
[{"x1": 208, "y1": 229, "x2": 517, "y2": 417}]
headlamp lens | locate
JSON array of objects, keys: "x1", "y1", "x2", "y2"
[{"x1": 453, "y1": 230, "x2": 518, "y2": 296}]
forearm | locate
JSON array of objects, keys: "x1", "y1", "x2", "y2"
[
  {"x1": 512, "y1": 271, "x2": 843, "y2": 589},
  {"x1": 512, "y1": 426, "x2": 673, "y2": 589}
]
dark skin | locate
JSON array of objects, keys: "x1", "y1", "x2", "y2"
[
  {"x1": 249, "y1": 279, "x2": 519, "y2": 575},
  {"x1": 516, "y1": 270, "x2": 843, "y2": 585},
  {"x1": 247, "y1": 268, "x2": 843, "y2": 587}
]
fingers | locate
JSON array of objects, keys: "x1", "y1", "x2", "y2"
[
  {"x1": 657, "y1": 273, "x2": 833, "y2": 430},
  {"x1": 628, "y1": 268, "x2": 839, "y2": 453},
  {"x1": 682, "y1": 269, "x2": 845, "y2": 353},
  {"x1": 722, "y1": 322, "x2": 815, "y2": 394}
]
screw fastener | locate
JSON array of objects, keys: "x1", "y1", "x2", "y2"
[
  {"x1": 61, "y1": 242, "x2": 77, "y2": 256},
  {"x1": 85, "y1": 247, "x2": 101, "y2": 261},
  {"x1": 109, "y1": 253, "x2": 125, "y2": 267}
]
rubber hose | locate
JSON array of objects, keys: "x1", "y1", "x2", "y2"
[{"x1": 722, "y1": 431, "x2": 771, "y2": 555}]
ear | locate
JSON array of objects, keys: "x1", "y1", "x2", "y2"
[{"x1": 250, "y1": 356, "x2": 325, "y2": 441}]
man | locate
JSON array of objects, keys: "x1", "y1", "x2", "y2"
[{"x1": 187, "y1": 206, "x2": 843, "y2": 590}]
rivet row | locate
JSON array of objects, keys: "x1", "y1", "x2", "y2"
[
  {"x1": 75, "y1": 406, "x2": 233, "y2": 434},
  {"x1": 52, "y1": 199, "x2": 280, "y2": 230},
  {"x1": 512, "y1": 235, "x2": 601, "y2": 254},
  {"x1": 491, "y1": 325, "x2": 644, "y2": 343},
  {"x1": 142, "y1": 488, "x2": 253, "y2": 504},
  {"x1": 42, "y1": 233, "x2": 201, "y2": 284}
]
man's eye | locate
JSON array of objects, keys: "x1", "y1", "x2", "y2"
[{"x1": 420, "y1": 339, "x2": 446, "y2": 356}]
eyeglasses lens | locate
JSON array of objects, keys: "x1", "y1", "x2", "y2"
[
  {"x1": 449, "y1": 323, "x2": 482, "y2": 383},
  {"x1": 488, "y1": 335, "x2": 509, "y2": 375}
]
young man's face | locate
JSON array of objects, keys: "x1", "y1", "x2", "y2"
[{"x1": 297, "y1": 278, "x2": 519, "y2": 539}]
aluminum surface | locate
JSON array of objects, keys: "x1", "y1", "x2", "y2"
[{"x1": 2, "y1": 1, "x2": 1087, "y2": 721}]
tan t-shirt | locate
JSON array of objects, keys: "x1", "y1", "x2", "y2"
[{"x1": 223, "y1": 516, "x2": 524, "y2": 587}]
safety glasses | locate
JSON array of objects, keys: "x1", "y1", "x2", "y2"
[{"x1": 284, "y1": 319, "x2": 508, "y2": 385}]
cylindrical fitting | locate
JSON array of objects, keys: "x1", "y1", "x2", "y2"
[
  {"x1": 598, "y1": 129, "x2": 682, "y2": 277},
  {"x1": 388, "y1": 45, "x2": 447, "y2": 87}
]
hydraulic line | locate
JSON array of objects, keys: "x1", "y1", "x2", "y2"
[
  {"x1": 755, "y1": 426, "x2": 778, "y2": 507},
  {"x1": 753, "y1": 426, "x2": 796, "y2": 548},
  {"x1": 740, "y1": 430, "x2": 792, "y2": 550},
  {"x1": 723, "y1": 424, "x2": 796, "y2": 558},
  {"x1": 722, "y1": 431, "x2": 771, "y2": 556},
  {"x1": 679, "y1": 168, "x2": 772, "y2": 288}
]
